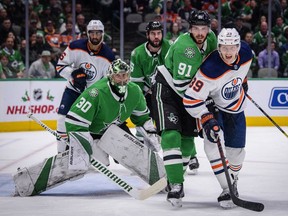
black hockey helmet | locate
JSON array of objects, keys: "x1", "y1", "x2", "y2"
[
  {"x1": 146, "y1": 21, "x2": 163, "y2": 33},
  {"x1": 188, "y1": 10, "x2": 211, "y2": 27}
]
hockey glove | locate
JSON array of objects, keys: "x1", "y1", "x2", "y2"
[
  {"x1": 136, "y1": 119, "x2": 161, "y2": 152},
  {"x1": 242, "y1": 76, "x2": 248, "y2": 93},
  {"x1": 206, "y1": 97, "x2": 219, "y2": 115},
  {"x1": 201, "y1": 113, "x2": 220, "y2": 143},
  {"x1": 71, "y1": 68, "x2": 87, "y2": 92}
]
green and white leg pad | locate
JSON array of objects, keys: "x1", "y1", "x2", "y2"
[
  {"x1": 97, "y1": 124, "x2": 166, "y2": 185},
  {"x1": 13, "y1": 151, "x2": 86, "y2": 197}
]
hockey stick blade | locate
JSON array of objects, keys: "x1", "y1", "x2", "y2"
[
  {"x1": 216, "y1": 138, "x2": 264, "y2": 212},
  {"x1": 231, "y1": 192, "x2": 264, "y2": 212},
  {"x1": 27, "y1": 113, "x2": 167, "y2": 200}
]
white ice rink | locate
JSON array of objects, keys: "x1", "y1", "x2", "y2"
[{"x1": 0, "y1": 127, "x2": 288, "y2": 216}]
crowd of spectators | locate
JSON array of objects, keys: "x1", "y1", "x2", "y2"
[
  {"x1": 0, "y1": 0, "x2": 288, "y2": 79},
  {"x1": 112, "y1": 0, "x2": 288, "y2": 78},
  {"x1": 0, "y1": 0, "x2": 89, "y2": 79}
]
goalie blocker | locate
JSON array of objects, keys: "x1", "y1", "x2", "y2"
[{"x1": 13, "y1": 125, "x2": 166, "y2": 196}]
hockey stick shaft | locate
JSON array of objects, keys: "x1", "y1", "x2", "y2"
[
  {"x1": 216, "y1": 137, "x2": 264, "y2": 212},
  {"x1": 246, "y1": 93, "x2": 288, "y2": 139},
  {"x1": 27, "y1": 113, "x2": 166, "y2": 200}
]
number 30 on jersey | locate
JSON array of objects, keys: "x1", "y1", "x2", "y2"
[{"x1": 76, "y1": 97, "x2": 92, "y2": 113}]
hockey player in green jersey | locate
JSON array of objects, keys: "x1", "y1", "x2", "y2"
[
  {"x1": 130, "y1": 21, "x2": 171, "y2": 142},
  {"x1": 13, "y1": 59, "x2": 165, "y2": 197},
  {"x1": 65, "y1": 59, "x2": 161, "y2": 166},
  {"x1": 152, "y1": 10, "x2": 217, "y2": 207},
  {"x1": 130, "y1": 21, "x2": 171, "y2": 116}
]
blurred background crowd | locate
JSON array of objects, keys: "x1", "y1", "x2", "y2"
[{"x1": 0, "y1": 0, "x2": 287, "y2": 79}]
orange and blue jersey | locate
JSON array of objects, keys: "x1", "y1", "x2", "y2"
[
  {"x1": 183, "y1": 41, "x2": 253, "y2": 118},
  {"x1": 56, "y1": 38, "x2": 115, "y2": 92}
]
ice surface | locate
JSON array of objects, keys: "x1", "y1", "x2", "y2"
[{"x1": 0, "y1": 127, "x2": 287, "y2": 216}]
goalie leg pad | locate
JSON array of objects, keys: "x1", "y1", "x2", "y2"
[
  {"x1": 68, "y1": 132, "x2": 93, "y2": 171},
  {"x1": 13, "y1": 151, "x2": 87, "y2": 196},
  {"x1": 97, "y1": 124, "x2": 166, "y2": 185},
  {"x1": 91, "y1": 139, "x2": 110, "y2": 166}
]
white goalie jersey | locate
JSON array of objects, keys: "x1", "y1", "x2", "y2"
[
  {"x1": 183, "y1": 41, "x2": 253, "y2": 118},
  {"x1": 56, "y1": 39, "x2": 115, "y2": 91}
]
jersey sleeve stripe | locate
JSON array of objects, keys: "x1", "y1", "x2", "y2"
[
  {"x1": 130, "y1": 77, "x2": 145, "y2": 82},
  {"x1": 66, "y1": 111, "x2": 92, "y2": 125},
  {"x1": 183, "y1": 96, "x2": 204, "y2": 108},
  {"x1": 56, "y1": 64, "x2": 68, "y2": 73}
]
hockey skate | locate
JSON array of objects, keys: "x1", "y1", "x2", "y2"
[
  {"x1": 163, "y1": 180, "x2": 171, "y2": 193},
  {"x1": 167, "y1": 183, "x2": 184, "y2": 207},
  {"x1": 187, "y1": 156, "x2": 200, "y2": 175},
  {"x1": 217, "y1": 189, "x2": 236, "y2": 209}
]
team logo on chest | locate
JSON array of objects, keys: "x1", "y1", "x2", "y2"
[
  {"x1": 184, "y1": 47, "x2": 196, "y2": 58},
  {"x1": 222, "y1": 78, "x2": 242, "y2": 100},
  {"x1": 80, "y1": 62, "x2": 97, "y2": 81}
]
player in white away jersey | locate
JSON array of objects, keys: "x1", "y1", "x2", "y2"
[
  {"x1": 183, "y1": 28, "x2": 253, "y2": 209},
  {"x1": 56, "y1": 20, "x2": 115, "y2": 153}
]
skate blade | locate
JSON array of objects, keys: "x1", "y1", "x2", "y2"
[
  {"x1": 186, "y1": 168, "x2": 198, "y2": 175},
  {"x1": 219, "y1": 200, "x2": 236, "y2": 209},
  {"x1": 167, "y1": 198, "x2": 183, "y2": 207}
]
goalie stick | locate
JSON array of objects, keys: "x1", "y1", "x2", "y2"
[
  {"x1": 216, "y1": 137, "x2": 264, "y2": 212},
  {"x1": 27, "y1": 113, "x2": 166, "y2": 200}
]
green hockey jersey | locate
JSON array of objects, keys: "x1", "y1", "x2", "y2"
[
  {"x1": 65, "y1": 78, "x2": 150, "y2": 135},
  {"x1": 165, "y1": 31, "x2": 217, "y2": 95},
  {"x1": 130, "y1": 39, "x2": 171, "y2": 93}
]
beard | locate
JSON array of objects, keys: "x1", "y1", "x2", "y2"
[
  {"x1": 190, "y1": 33, "x2": 208, "y2": 45},
  {"x1": 148, "y1": 38, "x2": 163, "y2": 48},
  {"x1": 90, "y1": 37, "x2": 102, "y2": 46}
]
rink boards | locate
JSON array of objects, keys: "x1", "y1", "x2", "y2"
[{"x1": 0, "y1": 79, "x2": 287, "y2": 132}]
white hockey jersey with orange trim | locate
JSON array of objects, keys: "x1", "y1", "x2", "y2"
[
  {"x1": 56, "y1": 38, "x2": 115, "y2": 92},
  {"x1": 183, "y1": 41, "x2": 253, "y2": 118}
]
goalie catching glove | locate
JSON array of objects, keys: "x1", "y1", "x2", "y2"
[
  {"x1": 71, "y1": 68, "x2": 87, "y2": 92},
  {"x1": 136, "y1": 119, "x2": 161, "y2": 152},
  {"x1": 201, "y1": 113, "x2": 220, "y2": 143}
]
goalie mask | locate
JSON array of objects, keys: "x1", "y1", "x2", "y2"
[
  {"x1": 108, "y1": 59, "x2": 131, "y2": 95},
  {"x1": 217, "y1": 28, "x2": 241, "y2": 64},
  {"x1": 87, "y1": 20, "x2": 104, "y2": 45}
]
